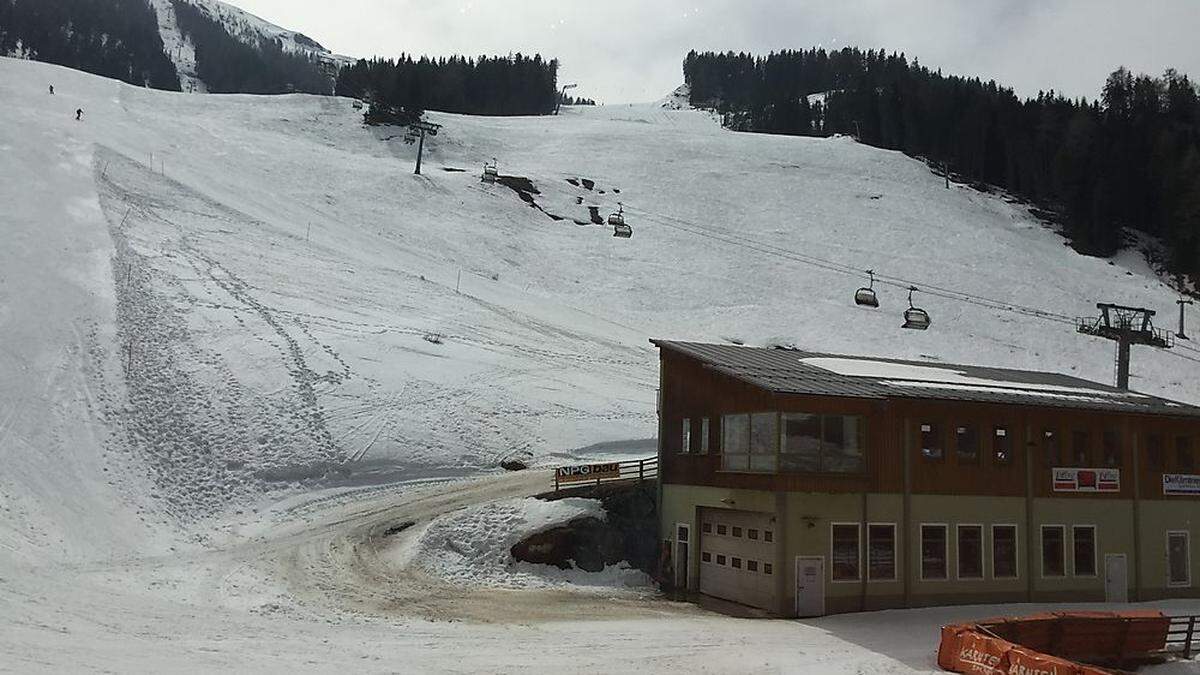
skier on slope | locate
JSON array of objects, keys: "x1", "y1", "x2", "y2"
[
  {"x1": 48, "y1": 84, "x2": 54, "y2": 95},
  {"x1": 75, "y1": 108, "x2": 82, "y2": 121}
]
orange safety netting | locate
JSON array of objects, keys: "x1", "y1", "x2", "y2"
[{"x1": 938, "y1": 611, "x2": 1170, "y2": 674}]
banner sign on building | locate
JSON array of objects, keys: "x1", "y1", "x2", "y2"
[
  {"x1": 1052, "y1": 468, "x2": 1120, "y2": 493},
  {"x1": 555, "y1": 462, "x2": 621, "y2": 483},
  {"x1": 1163, "y1": 473, "x2": 1200, "y2": 496}
]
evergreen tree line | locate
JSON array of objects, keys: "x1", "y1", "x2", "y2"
[
  {"x1": 335, "y1": 53, "x2": 559, "y2": 116},
  {"x1": 0, "y1": 0, "x2": 179, "y2": 90},
  {"x1": 684, "y1": 48, "x2": 1200, "y2": 285},
  {"x1": 561, "y1": 94, "x2": 596, "y2": 106},
  {"x1": 170, "y1": 0, "x2": 332, "y2": 95}
]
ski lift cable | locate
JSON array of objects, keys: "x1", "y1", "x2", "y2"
[
  {"x1": 615, "y1": 202, "x2": 1076, "y2": 323},
  {"x1": 622, "y1": 205, "x2": 1077, "y2": 325}
]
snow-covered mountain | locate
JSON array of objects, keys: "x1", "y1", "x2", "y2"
[
  {"x1": 3, "y1": 57, "x2": 1199, "y2": 669},
  {"x1": 3, "y1": 0, "x2": 350, "y2": 94}
]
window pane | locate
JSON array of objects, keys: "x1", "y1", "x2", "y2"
[
  {"x1": 956, "y1": 425, "x2": 979, "y2": 464},
  {"x1": 723, "y1": 414, "x2": 749, "y2": 454},
  {"x1": 1042, "y1": 527, "x2": 1065, "y2": 577},
  {"x1": 1102, "y1": 431, "x2": 1121, "y2": 468},
  {"x1": 993, "y1": 427, "x2": 1013, "y2": 465},
  {"x1": 722, "y1": 414, "x2": 749, "y2": 471},
  {"x1": 921, "y1": 423, "x2": 943, "y2": 460},
  {"x1": 1178, "y1": 437, "x2": 1195, "y2": 472},
  {"x1": 824, "y1": 416, "x2": 865, "y2": 473},
  {"x1": 921, "y1": 525, "x2": 947, "y2": 579},
  {"x1": 723, "y1": 454, "x2": 749, "y2": 471},
  {"x1": 1168, "y1": 533, "x2": 1190, "y2": 585},
  {"x1": 700, "y1": 418, "x2": 710, "y2": 454},
  {"x1": 681, "y1": 418, "x2": 691, "y2": 454},
  {"x1": 1148, "y1": 434, "x2": 1165, "y2": 471},
  {"x1": 750, "y1": 413, "x2": 777, "y2": 454},
  {"x1": 1073, "y1": 527, "x2": 1096, "y2": 577},
  {"x1": 832, "y1": 525, "x2": 860, "y2": 581},
  {"x1": 1042, "y1": 430, "x2": 1059, "y2": 467},
  {"x1": 993, "y1": 526, "x2": 1018, "y2": 579},
  {"x1": 781, "y1": 413, "x2": 821, "y2": 471},
  {"x1": 1071, "y1": 431, "x2": 1091, "y2": 467},
  {"x1": 868, "y1": 524, "x2": 896, "y2": 581},
  {"x1": 958, "y1": 526, "x2": 983, "y2": 579}
]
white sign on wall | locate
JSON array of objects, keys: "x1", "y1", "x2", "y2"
[
  {"x1": 1163, "y1": 473, "x2": 1200, "y2": 496},
  {"x1": 1052, "y1": 468, "x2": 1120, "y2": 493}
]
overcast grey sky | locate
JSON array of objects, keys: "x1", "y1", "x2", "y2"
[{"x1": 231, "y1": 0, "x2": 1200, "y2": 104}]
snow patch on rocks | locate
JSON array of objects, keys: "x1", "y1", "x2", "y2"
[{"x1": 411, "y1": 497, "x2": 652, "y2": 591}]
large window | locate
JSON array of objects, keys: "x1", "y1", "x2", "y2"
[
  {"x1": 955, "y1": 426, "x2": 979, "y2": 464},
  {"x1": 993, "y1": 427, "x2": 1013, "y2": 465},
  {"x1": 780, "y1": 413, "x2": 865, "y2": 473},
  {"x1": 921, "y1": 524, "x2": 948, "y2": 580},
  {"x1": 1042, "y1": 429, "x2": 1059, "y2": 467},
  {"x1": 1101, "y1": 431, "x2": 1121, "y2": 468},
  {"x1": 1041, "y1": 525, "x2": 1066, "y2": 577},
  {"x1": 749, "y1": 413, "x2": 778, "y2": 472},
  {"x1": 957, "y1": 525, "x2": 983, "y2": 579},
  {"x1": 921, "y1": 423, "x2": 943, "y2": 460},
  {"x1": 992, "y1": 525, "x2": 1018, "y2": 579},
  {"x1": 720, "y1": 413, "x2": 778, "y2": 472},
  {"x1": 681, "y1": 418, "x2": 691, "y2": 454},
  {"x1": 1178, "y1": 436, "x2": 1195, "y2": 473},
  {"x1": 831, "y1": 524, "x2": 861, "y2": 581},
  {"x1": 722, "y1": 414, "x2": 750, "y2": 471},
  {"x1": 1147, "y1": 434, "x2": 1165, "y2": 471},
  {"x1": 868, "y1": 524, "x2": 897, "y2": 581},
  {"x1": 1072, "y1": 526, "x2": 1096, "y2": 577},
  {"x1": 1071, "y1": 431, "x2": 1091, "y2": 467},
  {"x1": 700, "y1": 418, "x2": 710, "y2": 454},
  {"x1": 1168, "y1": 531, "x2": 1191, "y2": 587}
]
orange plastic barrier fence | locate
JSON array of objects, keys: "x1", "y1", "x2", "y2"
[{"x1": 938, "y1": 611, "x2": 1170, "y2": 674}]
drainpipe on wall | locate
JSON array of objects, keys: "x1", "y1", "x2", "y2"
[
  {"x1": 902, "y1": 416, "x2": 913, "y2": 609},
  {"x1": 1025, "y1": 421, "x2": 1035, "y2": 603},
  {"x1": 1130, "y1": 421, "x2": 1142, "y2": 602},
  {"x1": 860, "y1": 490, "x2": 868, "y2": 612}
]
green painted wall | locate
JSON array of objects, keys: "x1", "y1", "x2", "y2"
[{"x1": 661, "y1": 485, "x2": 1199, "y2": 613}]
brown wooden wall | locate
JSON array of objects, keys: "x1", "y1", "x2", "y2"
[{"x1": 659, "y1": 349, "x2": 1200, "y2": 500}]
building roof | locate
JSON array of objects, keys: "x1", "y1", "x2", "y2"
[{"x1": 651, "y1": 340, "x2": 1200, "y2": 418}]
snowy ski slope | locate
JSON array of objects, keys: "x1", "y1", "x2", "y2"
[{"x1": 2, "y1": 56, "x2": 1199, "y2": 671}]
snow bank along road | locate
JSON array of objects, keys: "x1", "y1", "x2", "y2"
[{"x1": 3, "y1": 56, "x2": 1200, "y2": 671}]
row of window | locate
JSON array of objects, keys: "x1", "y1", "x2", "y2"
[
  {"x1": 711, "y1": 412, "x2": 867, "y2": 474},
  {"x1": 700, "y1": 550, "x2": 774, "y2": 575},
  {"x1": 829, "y1": 523, "x2": 1020, "y2": 582},
  {"x1": 920, "y1": 423, "x2": 1197, "y2": 472},
  {"x1": 830, "y1": 523, "x2": 1194, "y2": 586},
  {"x1": 701, "y1": 521, "x2": 774, "y2": 543},
  {"x1": 679, "y1": 413, "x2": 1199, "y2": 476}
]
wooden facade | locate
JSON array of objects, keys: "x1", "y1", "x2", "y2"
[{"x1": 659, "y1": 348, "x2": 1200, "y2": 502}]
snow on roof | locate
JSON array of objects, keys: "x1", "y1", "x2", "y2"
[{"x1": 802, "y1": 357, "x2": 1143, "y2": 399}]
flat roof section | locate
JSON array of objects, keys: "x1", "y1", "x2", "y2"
[{"x1": 651, "y1": 340, "x2": 1200, "y2": 419}]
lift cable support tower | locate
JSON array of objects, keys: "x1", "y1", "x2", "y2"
[
  {"x1": 1076, "y1": 303, "x2": 1174, "y2": 390},
  {"x1": 1177, "y1": 297, "x2": 1194, "y2": 340},
  {"x1": 405, "y1": 119, "x2": 442, "y2": 175}
]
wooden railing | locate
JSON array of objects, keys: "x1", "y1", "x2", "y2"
[{"x1": 553, "y1": 456, "x2": 658, "y2": 492}]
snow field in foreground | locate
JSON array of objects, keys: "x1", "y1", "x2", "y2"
[{"x1": 402, "y1": 496, "x2": 653, "y2": 591}]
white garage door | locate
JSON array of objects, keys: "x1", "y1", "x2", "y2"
[{"x1": 698, "y1": 508, "x2": 777, "y2": 611}]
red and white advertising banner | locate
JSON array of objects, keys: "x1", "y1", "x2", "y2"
[{"x1": 1052, "y1": 468, "x2": 1120, "y2": 493}]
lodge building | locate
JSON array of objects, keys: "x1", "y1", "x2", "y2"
[{"x1": 653, "y1": 340, "x2": 1200, "y2": 617}]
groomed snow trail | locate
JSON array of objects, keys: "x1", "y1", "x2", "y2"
[{"x1": 2, "y1": 57, "x2": 1199, "y2": 672}]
